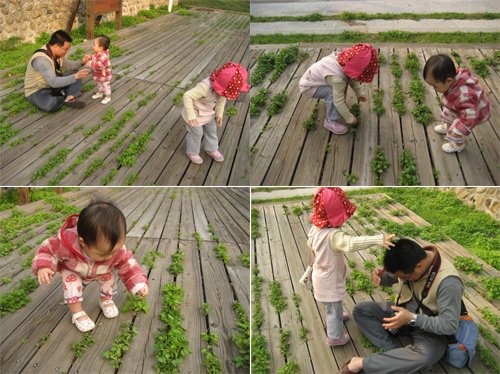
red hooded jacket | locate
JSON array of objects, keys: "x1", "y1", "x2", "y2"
[
  {"x1": 441, "y1": 68, "x2": 491, "y2": 136},
  {"x1": 32, "y1": 215, "x2": 148, "y2": 294}
]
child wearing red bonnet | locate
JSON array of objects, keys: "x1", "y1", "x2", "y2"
[
  {"x1": 308, "y1": 187, "x2": 394, "y2": 346},
  {"x1": 182, "y1": 62, "x2": 249, "y2": 164},
  {"x1": 299, "y1": 44, "x2": 378, "y2": 135}
]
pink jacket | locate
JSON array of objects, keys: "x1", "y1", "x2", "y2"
[
  {"x1": 88, "y1": 49, "x2": 112, "y2": 83},
  {"x1": 441, "y1": 68, "x2": 491, "y2": 136},
  {"x1": 32, "y1": 215, "x2": 148, "y2": 294},
  {"x1": 308, "y1": 225, "x2": 384, "y2": 302}
]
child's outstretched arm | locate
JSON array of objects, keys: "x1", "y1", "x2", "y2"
[
  {"x1": 329, "y1": 231, "x2": 395, "y2": 253},
  {"x1": 115, "y1": 248, "x2": 149, "y2": 295}
]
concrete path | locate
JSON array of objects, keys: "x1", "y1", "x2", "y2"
[
  {"x1": 251, "y1": 187, "x2": 369, "y2": 201},
  {"x1": 250, "y1": 19, "x2": 500, "y2": 35},
  {"x1": 250, "y1": 0, "x2": 500, "y2": 17}
]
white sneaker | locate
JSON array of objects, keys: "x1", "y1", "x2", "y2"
[
  {"x1": 434, "y1": 124, "x2": 448, "y2": 134},
  {"x1": 101, "y1": 97, "x2": 111, "y2": 104},
  {"x1": 92, "y1": 92, "x2": 103, "y2": 100},
  {"x1": 442, "y1": 142, "x2": 465, "y2": 153}
]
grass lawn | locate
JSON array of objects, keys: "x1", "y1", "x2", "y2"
[
  {"x1": 251, "y1": 12, "x2": 500, "y2": 23},
  {"x1": 180, "y1": 0, "x2": 249, "y2": 13},
  {"x1": 251, "y1": 31, "x2": 500, "y2": 45}
]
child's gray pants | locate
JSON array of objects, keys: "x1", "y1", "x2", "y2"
[
  {"x1": 185, "y1": 121, "x2": 219, "y2": 155},
  {"x1": 353, "y1": 301, "x2": 448, "y2": 374},
  {"x1": 323, "y1": 301, "x2": 344, "y2": 339}
]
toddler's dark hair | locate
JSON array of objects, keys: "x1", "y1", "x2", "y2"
[
  {"x1": 423, "y1": 54, "x2": 456, "y2": 83},
  {"x1": 96, "y1": 35, "x2": 111, "y2": 51},
  {"x1": 77, "y1": 200, "x2": 126, "y2": 251},
  {"x1": 383, "y1": 238, "x2": 426, "y2": 274},
  {"x1": 49, "y1": 30, "x2": 73, "y2": 46}
]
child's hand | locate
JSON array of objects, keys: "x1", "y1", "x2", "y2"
[
  {"x1": 372, "y1": 267, "x2": 385, "y2": 285},
  {"x1": 383, "y1": 234, "x2": 396, "y2": 249},
  {"x1": 358, "y1": 95, "x2": 367, "y2": 102},
  {"x1": 82, "y1": 55, "x2": 92, "y2": 64},
  {"x1": 216, "y1": 116, "x2": 223, "y2": 127},
  {"x1": 136, "y1": 285, "x2": 149, "y2": 298},
  {"x1": 37, "y1": 268, "x2": 54, "y2": 285},
  {"x1": 188, "y1": 119, "x2": 199, "y2": 127}
]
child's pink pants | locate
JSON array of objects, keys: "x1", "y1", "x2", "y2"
[{"x1": 62, "y1": 269, "x2": 116, "y2": 304}]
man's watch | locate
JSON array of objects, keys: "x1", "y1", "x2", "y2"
[{"x1": 408, "y1": 313, "x2": 418, "y2": 326}]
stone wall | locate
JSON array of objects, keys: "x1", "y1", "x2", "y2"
[
  {"x1": 0, "y1": 0, "x2": 178, "y2": 43},
  {"x1": 441, "y1": 187, "x2": 499, "y2": 220}
]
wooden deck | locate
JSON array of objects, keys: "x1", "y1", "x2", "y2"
[
  {"x1": 250, "y1": 45, "x2": 499, "y2": 186},
  {"x1": 0, "y1": 187, "x2": 250, "y2": 373},
  {"x1": 0, "y1": 10, "x2": 250, "y2": 186},
  {"x1": 252, "y1": 193, "x2": 499, "y2": 373}
]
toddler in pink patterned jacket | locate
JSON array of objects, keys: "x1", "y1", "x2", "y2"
[
  {"x1": 32, "y1": 201, "x2": 149, "y2": 332},
  {"x1": 424, "y1": 54, "x2": 491, "y2": 153},
  {"x1": 85, "y1": 35, "x2": 112, "y2": 104}
]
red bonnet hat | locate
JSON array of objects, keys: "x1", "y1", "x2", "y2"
[
  {"x1": 337, "y1": 43, "x2": 378, "y2": 83},
  {"x1": 210, "y1": 62, "x2": 250, "y2": 100},
  {"x1": 310, "y1": 187, "x2": 357, "y2": 228}
]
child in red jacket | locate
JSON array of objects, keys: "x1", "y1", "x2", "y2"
[
  {"x1": 85, "y1": 35, "x2": 112, "y2": 104},
  {"x1": 423, "y1": 54, "x2": 491, "y2": 153},
  {"x1": 32, "y1": 201, "x2": 149, "y2": 332}
]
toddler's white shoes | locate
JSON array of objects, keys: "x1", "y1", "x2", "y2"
[
  {"x1": 92, "y1": 92, "x2": 103, "y2": 99},
  {"x1": 442, "y1": 142, "x2": 465, "y2": 153},
  {"x1": 101, "y1": 97, "x2": 111, "y2": 105},
  {"x1": 72, "y1": 311, "x2": 95, "y2": 332},
  {"x1": 434, "y1": 123, "x2": 448, "y2": 134},
  {"x1": 100, "y1": 299, "x2": 119, "y2": 318}
]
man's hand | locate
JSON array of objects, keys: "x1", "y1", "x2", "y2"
[
  {"x1": 216, "y1": 116, "x2": 223, "y2": 127},
  {"x1": 358, "y1": 95, "x2": 368, "y2": 102},
  {"x1": 382, "y1": 305, "x2": 414, "y2": 330},
  {"x1": 349, "y1": 117, "x2": 357, "y2": 126},
  {"x1": 383, "y1": 234, "x2": 396, "y2": 249},
  {"x1": 372, "y1": 267, "x2": 384, "y2": 285},
  {"x1": 136, "y1": 285, "x2": 149, "y2": 298},
  {"x1": 188, "y1": 119, "x2": 199, "y2": 127},
  {"x1": 75, "y1": 69, "x2": 89, "y2": 80},
  {"x1": 37, "y1": 268, "x2": 54, "y2": 285}
]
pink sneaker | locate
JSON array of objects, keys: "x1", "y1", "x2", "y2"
[
  {"x1": 324, "y1": 118, "x2": 349, "y2": 135},
  {"x1": 326, "y1": 332, "x2": 350, "y2": 346},
  {"x1": 206, "y1": 149, "x2": 224, "y2": 162},
  {"x1": 187, "y1": 153, "x2": 203, "y2": 164}
]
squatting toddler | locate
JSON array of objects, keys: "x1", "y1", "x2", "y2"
[{"x1": 32, "y1": 200, "x2": 149, "y2": 332}]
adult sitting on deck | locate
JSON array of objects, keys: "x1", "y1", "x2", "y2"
[
  {"x1": 339, "y1": 238, "x2": 464, "y2": 374},
  {"x1": 24, "y1": 30, "x2": 90, "y2": 112}
]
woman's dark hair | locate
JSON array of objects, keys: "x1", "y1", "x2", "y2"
[
  {"x1": 423, "y1": 54, "x2": 456, "y2": 83},
  {"x1": 77, "y1": 200, "x2": 126, "y2": 251},
  {"x1": 383, "y1": 238, "x2": 426, "y2": 274},
  {"x1": 48, "y1": 30, "x2": 73, "y2": 46},
  {"x1": 96, "y1": 35, "x2": 110, "y2": 50}
]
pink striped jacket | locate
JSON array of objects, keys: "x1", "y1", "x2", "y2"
[
  {"x1": 32, "y1": 215, "x2": 148, "y2": 294},
  {"x1": 441, "y1": 68, "x2": 491, "y2": 136},
  {"x1": 87, "y1": 49, "x2": 112, "y2": 83}
]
